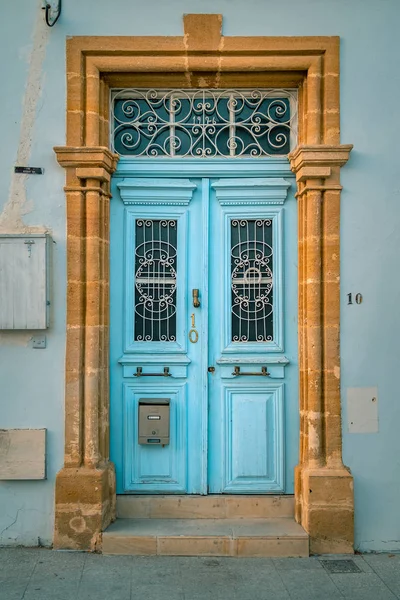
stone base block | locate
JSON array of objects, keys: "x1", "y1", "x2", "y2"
[
  {"x1": 296, "y1": 466, "x2": 354, "y2": 555},
  {"x1": 54, "y1": 463, "x2": 116, "y2": 551}
]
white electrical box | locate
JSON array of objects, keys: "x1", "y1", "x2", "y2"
[
  {"x1": 347, "y1": 387, "x2": 379, "y2": 433},
  {"x1": 0, "y1": 234, "x2": 50, "y2": 329}
]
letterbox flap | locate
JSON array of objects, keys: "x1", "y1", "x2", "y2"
[{"x1": 139, "y1": 398, "x2": 170, "y2": 405}]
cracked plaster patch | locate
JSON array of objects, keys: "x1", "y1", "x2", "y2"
[{"x1": 0, "y1": 1, "x2": 49, "y2": 234}]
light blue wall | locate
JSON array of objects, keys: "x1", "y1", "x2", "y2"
[{"x1": 0, "y1": 0, "x2": 399, "y2": 551}]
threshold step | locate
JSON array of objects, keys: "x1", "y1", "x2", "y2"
[
  {"x1": 102, "y1": 518, "x2": 309, "y2": 557},
  {"x1": 117, "y1": 494, "x2": 294, "y2": 519}
]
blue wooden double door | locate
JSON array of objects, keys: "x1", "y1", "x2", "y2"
[{"x1": 110, "y1": 161, "x2": 298, "y2": 495}]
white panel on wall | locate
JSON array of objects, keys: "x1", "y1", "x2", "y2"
[
  {"x1": 0, "y1": 234, "x2": 50, "y2": 329},
  {"x1": 347, "y1": 387, "x2": 379, "y2": 433},
  {"x1": 0, "y1": 429, "x2": 46, "y2": 480}
]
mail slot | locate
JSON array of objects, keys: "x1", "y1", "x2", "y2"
[{"x1": 138, "y1": 398, "x2": 170, "y2": 445}]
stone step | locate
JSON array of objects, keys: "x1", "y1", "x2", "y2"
[
  {"x1": 102, "y1": 518, "x2": 309, "y2": 557},
  {"x1": 117, "y1": 494, "x2": 295, "y2": 520}
]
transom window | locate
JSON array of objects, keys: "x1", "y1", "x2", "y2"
[{"x1": 111, "y1": 89, "x2": 297, "y2": 158}]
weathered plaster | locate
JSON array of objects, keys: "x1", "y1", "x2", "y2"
[
  {"x1": 0, "y1": 2, "x2": 65, "y2": 548},
  {"x1": 0, "y1": 1, "x2": 49, "y2": 234}
]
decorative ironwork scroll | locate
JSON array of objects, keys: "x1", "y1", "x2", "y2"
[
  {"x1": 112, "y1": 89, "x2": 297, "y2": 158},
  {"x1": 134, "y1": 219, "x2": 177, "y2": 341},
  {"x1": 231, "y1": 219, "x2": 273, "y2": 342}
]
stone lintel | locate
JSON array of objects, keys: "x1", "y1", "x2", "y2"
[{"x1": 54, "y1": 463, "x2": 116, "y2": 551}]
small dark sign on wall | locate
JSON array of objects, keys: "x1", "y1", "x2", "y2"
[{"x1": 14, "y1": 167, "x2": 44, "y2": 175}]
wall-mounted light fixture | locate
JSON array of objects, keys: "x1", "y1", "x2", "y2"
[{"x1": 42, "y1": 0, "x2": 62, "y2": 27}]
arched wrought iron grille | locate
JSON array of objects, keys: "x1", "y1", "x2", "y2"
[{"x1": 111, "y1": 89, "x2": 297, "y2": 158}]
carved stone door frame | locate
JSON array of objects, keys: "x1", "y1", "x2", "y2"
[{"x1": 54, "y1": 14, "x2": 354, "y2": 554}]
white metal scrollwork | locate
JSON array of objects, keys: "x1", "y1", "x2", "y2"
[
  {"x1": 231, "y1": 219, "x2": 273, "y2": 342},
  {"x1": 111, "y1": 88, "x2": 297, "y2": 158},
  {"x1": 135, "y1": 219, "x2": 177, "y2": 342}
]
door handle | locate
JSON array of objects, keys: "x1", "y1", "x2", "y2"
[
  {"x1": 133, "y1": 367, "x2": 171, "y2": 377},
  {"x1": 232, "y1": 366, "x2": 270, "y2": 377},
  {"x1": 192, "y1": 289, "x2": 200, "y2": 308}
]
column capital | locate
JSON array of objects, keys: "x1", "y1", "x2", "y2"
[
  {"x1": 54, "y1": 146, "x2": 119, "y2": 197},
  {"x1": 54, "y1": 146, "x2": 119, "y2": 176},
  {"x1": 289, "y1": 144, "x2": 353, "y2": 181}
]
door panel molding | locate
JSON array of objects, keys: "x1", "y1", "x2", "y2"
[
  {"x1": 219, "y1": 207, "x2": 285, "y2": 353},
  {"x1": 118, "y1": 178, "x2": 197, "y2": 206},
  {"x1": 221, "y1": 385, "x2": 284, "y2": 493},
  {"x1": 123, "y1": 383, "x2": 188, "y2": 493},
  {"x1": 212, "y1": 178, "x2": 290, "y2": 206},
  {"x1": 123, "y1": 207, "x2": 189, "y2": 354},
  {"x1": 54, "y1": 14, "x2": 354, "y2": 554}
]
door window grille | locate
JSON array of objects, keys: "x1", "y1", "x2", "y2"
[
  {"x1": 111, "y1": 89, "x2": 297, "y2": 158},
  {"x1": 231, "y1": 218, "x2": 273, "y2": 342},
  {"x1": 134, "y1": 219, "x2": 177, "y2": 342}
]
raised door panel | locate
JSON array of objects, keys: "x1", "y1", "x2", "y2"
[{"x1": 222, "y1": 385, "x2": 284, "y2": 493}]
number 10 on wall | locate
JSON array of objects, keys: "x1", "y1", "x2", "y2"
[{"x1": 347, "y1": 293, "x2": 363, "y2": 305}]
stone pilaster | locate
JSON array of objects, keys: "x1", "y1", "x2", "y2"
[
  {"x1": 289, "y1": 144, "x2": 354, "y2": 554},
  {"x1": 53, "y1": 147, "x2": 118, "y2": 551}
]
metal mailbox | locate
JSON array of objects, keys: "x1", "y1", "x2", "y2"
[{"x1": 138, "y1": 398, "x2": 170, "y2": 445}]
